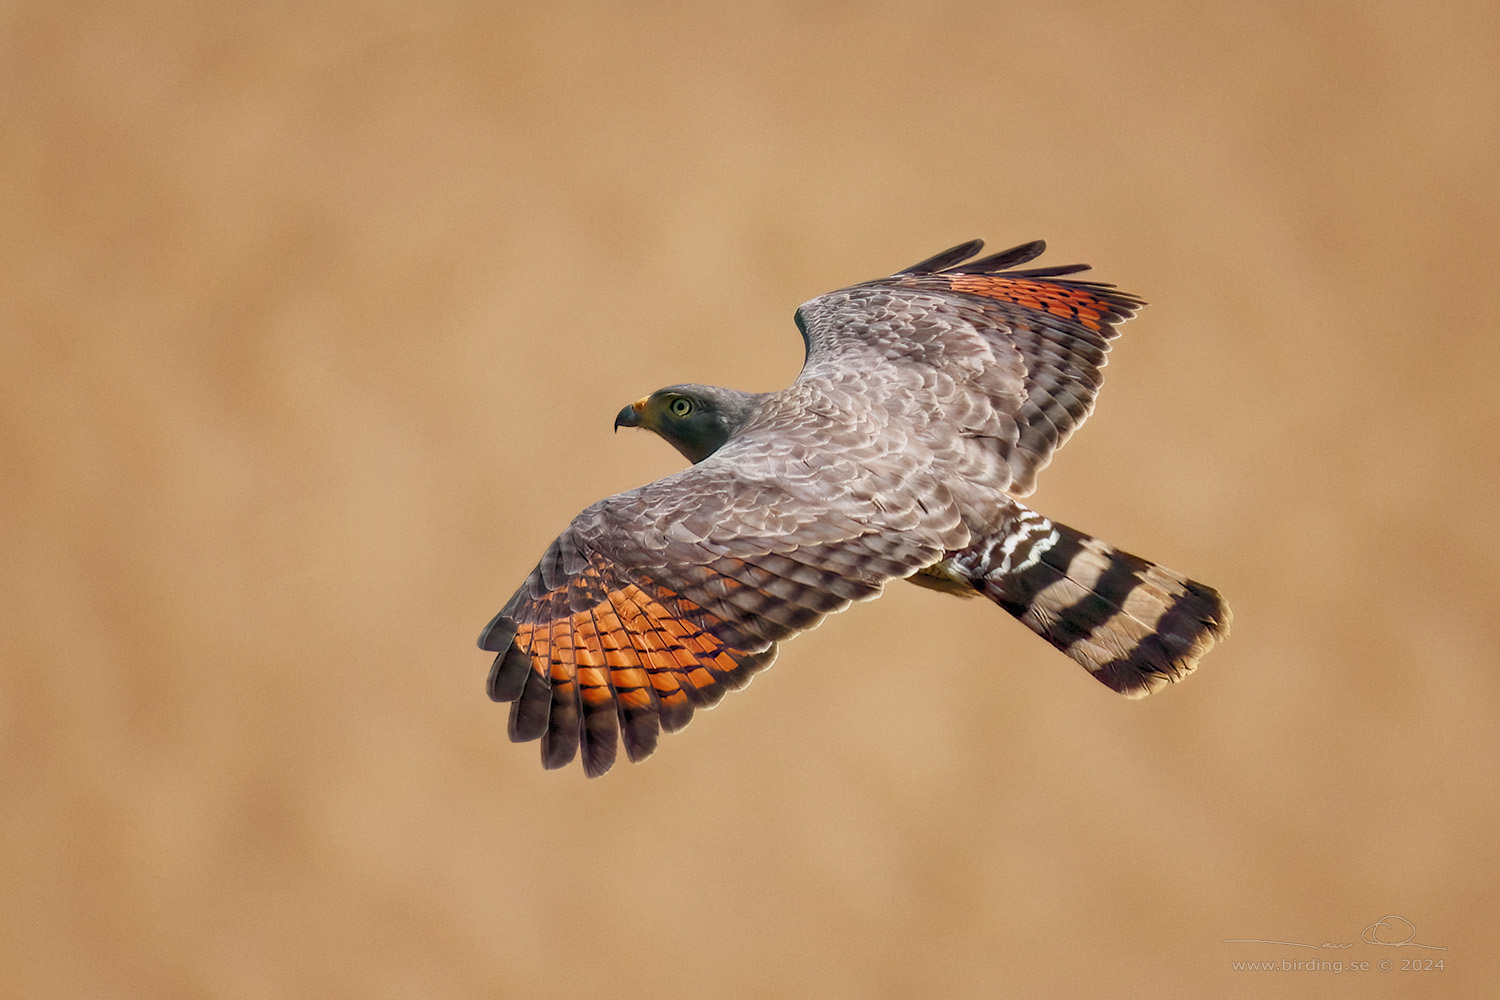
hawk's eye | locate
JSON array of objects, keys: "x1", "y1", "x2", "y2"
[{"x1": 669, "y1": 397, "x2": 694, "y2": 417}]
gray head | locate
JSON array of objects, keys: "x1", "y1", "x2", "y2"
[{"x1": 614, "y1": 383, "x2": 763, "y2": 464}]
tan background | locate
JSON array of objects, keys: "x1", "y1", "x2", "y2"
[{"x1": 4, "y1": 2, "x2": 1498, "y2": 997}]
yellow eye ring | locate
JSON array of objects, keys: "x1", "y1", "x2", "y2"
[{"x1": 669, "y1": 397, "x2": 693, "y2": 417}]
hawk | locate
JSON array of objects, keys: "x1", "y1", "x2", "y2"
[{"x1": 479, "y1": 239, "x2": 1230, "y2": 776}]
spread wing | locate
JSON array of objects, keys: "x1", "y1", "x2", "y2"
[
  {"x1": 479, "y1": 459, "x2": 966, "y2": 777},
  {"x1": 793, "y1": 239, "x2": 1144, "y2": 495}
]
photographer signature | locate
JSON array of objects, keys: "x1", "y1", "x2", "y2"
[{"x1": 1223, "y1": 914, "x2": 1446, "y2": 951}]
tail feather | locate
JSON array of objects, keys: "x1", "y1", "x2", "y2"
[{"x1": 950, "y1": 507, "x2": 1230, "y2": 696}]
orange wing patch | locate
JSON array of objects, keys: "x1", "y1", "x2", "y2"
[
  {"x1": 484, "y1": 560, "x2": 778, "y2": 777},
  {"x1": 936, "y1": 275, "x2": 1111, "y2": 331}
]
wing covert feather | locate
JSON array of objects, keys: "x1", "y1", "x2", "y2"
[{"x1": 794, "y1": 239, "x2": 1144, "y2": 495}]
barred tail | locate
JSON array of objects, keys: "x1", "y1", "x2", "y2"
[{"x1": 951, "y1": 507, "x2": 1231, "y2": 697}]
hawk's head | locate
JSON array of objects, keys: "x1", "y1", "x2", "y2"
[{"x1": 614, "y1": 384, "x2": 762, "y2": 464}]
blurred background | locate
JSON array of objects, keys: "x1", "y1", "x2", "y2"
[{"x1": 3, "y1": 2, "x2": 1498, "y2": 997}]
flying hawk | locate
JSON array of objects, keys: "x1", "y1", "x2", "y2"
[{"x1": 480, "y1": 240, "x2": 1230, "y2": 776}]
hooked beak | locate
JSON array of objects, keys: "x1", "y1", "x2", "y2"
[{"x1": 613, "y1": 396, "x2": 648, "y2": 432}]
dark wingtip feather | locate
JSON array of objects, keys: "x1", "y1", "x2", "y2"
[
  {"x1": 582, "y1": 729, "x2": 619, "y2": 778},
  {"x1": 620, "y1": 709, "x2": 661, "y2": 763},
  {"x1": 949, "y1": 239, "x2": 1047, "y2": 273},
  {"x1": 896, "y1": 239, "x2": 985, "y2": 275},
  {"x1": 477, "y1": 613, "x2": 518, "y2": 652},
  {"x1": 657, "y1": 694, "x2": 695, "y2": 734},
  {"x1": 1002, "y1": 262, "x2": 1093, "y2": 278},
  {"x1": 508, "y1": 668, "x2": 551, "y2": 742},
  {"x1": 487, "y1": 644, "x2": 532, "y2": 702},
  {"x1": 541, "y1": 719, "x2": 580, "y2": 769}
]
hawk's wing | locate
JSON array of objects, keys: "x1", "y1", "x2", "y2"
[
  {"x1": 480, "y1": 458, "x2": 966, "y2": 777},
  {"x1": 793, "y1": 239, "x2": 1143, "y2": 496}
]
